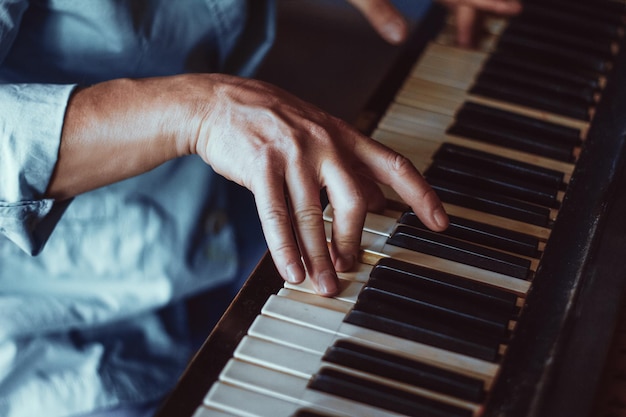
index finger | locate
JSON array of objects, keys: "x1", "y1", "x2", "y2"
[
  {"x1": 354, "y1": 136, "x2": 449, "y2": 231},
  {"x1": 346, "y1": 0, "x2": 409, "y2": 44},
  {"x1": 441, "y1": 0, "x2": 521, "y2": 14}
]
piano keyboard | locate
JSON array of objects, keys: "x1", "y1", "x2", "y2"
[{"x1": 179, "y1": 1, "x2": 626, "y2": 416}]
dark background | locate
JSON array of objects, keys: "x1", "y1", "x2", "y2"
[{"x1": 257, "y1": 0, "x2": 432, "y2": 124}]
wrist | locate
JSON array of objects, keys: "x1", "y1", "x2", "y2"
[{"x1": 48, "y1": 76, "x2": 200, "y2": 199}]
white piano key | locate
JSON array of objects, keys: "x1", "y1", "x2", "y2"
[
  {"x1": 261, "y1": 294, "x2": 499, "y2": 383},
  {"x1": 376, "y1": 104, "x2": 577, "y2": 178},
  {"x1": 410, "y1": 43, "x2": 487, "y2": 90},
  {"x1": 192, "y1": 406, "x2": 242, "y2": 417},
  {"x1": 251, "y1": 304, "x2": 508, "y2": 382},
  {"x1": 277, "y1": 288, "x2": 353, "y2": 314},
  {"x1": 204, "y1": 382, "x2": 305, "y2": 417},
  {"x1": 234, "y1": 336, "x2": 321, "y2": 379},
  {"x1": 248, "y1": 313, "x2": 339, "y2": 354},
  {"x1": 217, "y1": 359, "x2": 409, "y2": 417},
  {"x1": 326, "y1": 222, "x2": 531, "y2": 296},
  {"x1": 285, "y1": 277, "x2": 363, "y2": 304},
  {"x1": 232, "y1": 336, "x2": 481, "y2": 414},
  {"x1": 335, "y1": 260, "x2": 373, "y2": 283},
  {"x1": 399, "y1": 74, "x2": 590, "y2": 131}
]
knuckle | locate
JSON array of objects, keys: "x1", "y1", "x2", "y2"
[
  {"x1": 387, "y1": 152, "x2": 414, "y2": 174},
  {"x1": 307, "y1": 251, "x2": 331, "y2": 268},
  {"x1": 261, "y1": 205, "x2": 291, "y2": 227},
  {"x1": 293, "y1": 205, "x2": 323, "y2": 228},
  {"x1": 271, "y1": 240, "x2": 297, "y2": 261},
  {"x1": 307, "y1": 122, "x2": 333, "y2": 144},
  {"x1": 333, "y1": 234, "x2": 361, "y2": 249}
]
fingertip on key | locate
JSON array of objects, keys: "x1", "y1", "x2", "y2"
[
  {"x1": 317, "y1": 270, "x2": 339, "y2": 297},
  {"x1": 285, "y1": 262, "x2": 305, "y2": 284},
  {"x1": 333, "y1": 253, "x2": 355, "y2": 273},
  {"x1": 434, "y1": 207, "x2": 449, "y2": 231}
]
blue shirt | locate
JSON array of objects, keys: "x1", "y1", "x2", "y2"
[{"x1": 0, "y1": 1, "x2": 274, "y2": 416}]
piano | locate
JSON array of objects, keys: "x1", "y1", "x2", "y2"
[{"x1": 156, "y1": 1, "x2": 626, "y2": 416}]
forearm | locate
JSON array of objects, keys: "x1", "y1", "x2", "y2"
[{"x1": 46, "y1": 75, "x2": 203, "y2": 200}]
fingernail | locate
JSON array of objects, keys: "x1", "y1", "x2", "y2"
[
  {"x1": 383, "y1": 19, "x2": 405, "y2": 44},
  {"x1": 434, "y1": 207, "x2": 449, "y2": 230},
  {"x1": 318, "y1": 270, "x2": 338, "y2": 296},
  {"x1": 286, "y1": 262, "x2": 304, "y2": 284}
]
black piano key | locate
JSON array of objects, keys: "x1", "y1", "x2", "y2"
[
  {"x1": 504, "y1": 19, "x2": 614, "y2": 61},
  {"x1": 425, "y1": 160, "x2": 559, "y2": 208},
  {"x1": 399, "y1": 212, "x2": 541, "y2": 258},
  {"x1": 293, "y1": 412, "x2": 334, "y2": 417},
  {"x1": 308, "y1": 368, "x2": 472, "y2": 417},
  {"x1": 480, "y1": 57, "x2": 597, "y2": 105},
  {"x1": 433, "y1": 142, "x2": 565, "y2": 189},
  {"x1": 489, "y1": 51, "x2": 600, "y2": 90},
  {"x1": 457, "y1": 101, "x2": 582, "y2": 145},
  {"x1": 470, "y1": 73, "x2": 591, "y2": 121},
  {"x1": 496, "y1": 28, "x2": 609, "y2": 74},
  {"x1": 519, "y1": 2, "x2": 622, "y2": 40},
  {"x1": 454, "y1": 101, "x2": 582, "y2": 147},
  {"x1": 387, "y1": 224, "x2": 531, "y2": 280},
  {"x1": 372, "y1": 257, "x2": 518, "y2": 314},
  {"x1": 447, "y1": 120, "x2": 575, "y2": 162},
  {"x1": 525, "y1": 0, "x2": 626, "y2": 25},
  {"x1": 357, "y1": 286, "x2": 506, "y2": 348},
  {"x1": 426, "y1": 177, "x2": 552, "y2": 227},
  {"x1": 367, "y1": 275, "x2": 511, "y2": 336},
  {"x1": 323, "y1": 340, "x2": 486, "y2": 402},
  {"x1": 346, "y1": 306, "x2": 500, "y2": 362},
  {"x1": 449, "y1": 106, "x2": 578, "y2": 161}
]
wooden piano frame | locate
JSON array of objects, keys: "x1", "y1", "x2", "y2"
[{"x1": 156, "y1": 4, "x2": 626, "y2": 416}]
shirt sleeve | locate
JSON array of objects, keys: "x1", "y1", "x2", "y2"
[
  {"x1": 0, "y1": 0, "x2": 27, "y2": 64},
  {"x1": 0, "y1": 1, "x2": 77, "y2": 255},
  {"x1": 0, "y1": 83, "x2": 77, "y2": 255}
]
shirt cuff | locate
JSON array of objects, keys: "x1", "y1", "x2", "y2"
[{"x1": 0, "y1": 83, "x2": 77, "y2": 254}]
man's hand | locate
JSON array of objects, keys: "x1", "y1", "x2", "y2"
[
  {"x1": 438, "y1": 0, "x2": 521, "y2": 47},
  {"x1": 50, "y1": 74, "x2": 448, "y2": 297},
  {"x1": 192, "y1": 74, "x2": 448, "y2": 296},
  {"x1": 345, "y1": 0, "x2": 521, "y2": 48}
]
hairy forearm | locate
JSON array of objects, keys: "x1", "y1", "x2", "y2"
[{"x1": 45, "y1": 75, "x2": 204, "y2": 200}]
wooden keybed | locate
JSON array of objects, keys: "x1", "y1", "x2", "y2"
[{"x1": 157, "y1": 2, "x2": 626, "y2": 416}]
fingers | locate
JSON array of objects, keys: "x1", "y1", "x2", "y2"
[
  {"x1": 250, "y1": 133, "x2": 446, "y2": 299},
  {"x1": 439, "y1": 0, "x2": 521, "y2": 47},
  {"x1": 323, "y1": 164, "x2": 368, "y2": 273},
  {"x1": 354, "y1": 137, "x2": 449, "y2": 232},
  {"x1": 440, "y1": 0, "x2": 521, "y2": 14},
  {"x1": 252, "y1": 159, "x2": 339, "y2": 297},
  {"x1": 252, "y1": 169, "x2": 307, "y2": 287},
  {"x1": 455, "y1": 5, "x2": 479, "y2": 48},
  {"x1": 469, "y1": 0, "x2": 521, "y2": 14},
  {"x1": 286, "y1": 165, "x2": 340, "y2": 297},
  {"x1": 201, "y1": 76, "x2": 445, "y2": 300},
  {"x1": 357, "y1": 174, "x2": 387, "y2": 213},
  {"x1": 347, "y1": 0, "x2": 409, "y2": 44}
]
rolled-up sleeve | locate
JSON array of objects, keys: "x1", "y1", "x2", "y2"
[{"x1": 0, "y1": 83, "x2": 76, "y2": 255}]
